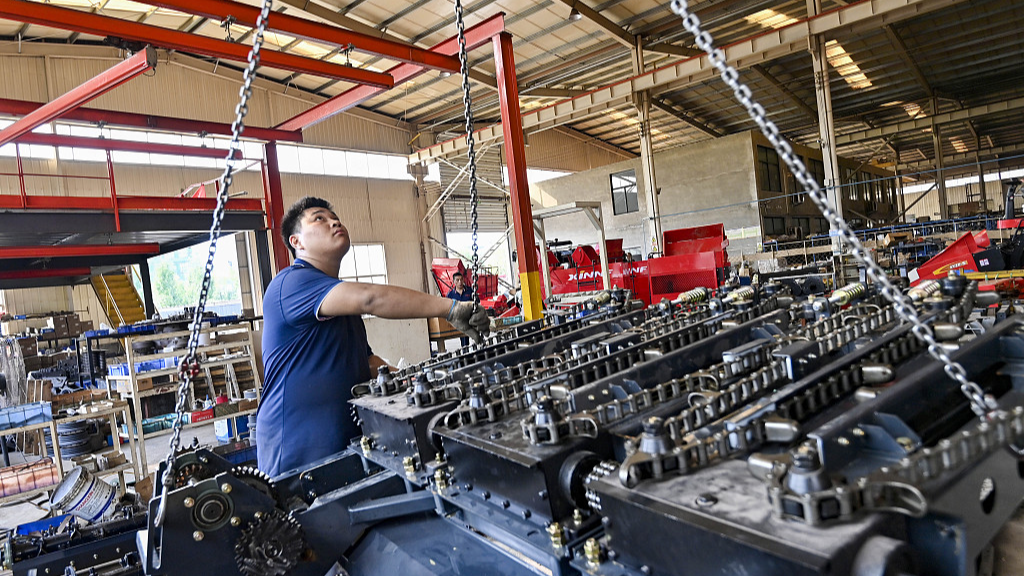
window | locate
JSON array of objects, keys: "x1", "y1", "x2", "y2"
[
  {"x1": 793, "y1": 217, "x2": 810, "y2": 238},
  {"x1": 808, "y1": 158, "x2": 826, "y2": 188},
  {"x1": 610, "y1": 169, "x2": 639, "y2": 215},
  {"x1": 763, "y1": 216, "x2": 786, "y2": 236},
  {"x1": 757, "y1": 146, "x2": 782, "y2": 192},
  {"x1": 790, "y1": 156, "x2": 805, "y2": 206},
  {"x1": 340, "y1": 244, "x2": 388, "y2": 285},
  {"x1": 815, "y1": 217, "x2": 830, "y2": 234}
]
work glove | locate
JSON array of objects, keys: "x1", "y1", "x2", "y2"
[{"x1": 447, "y1": 301, "x2": 491, "y2": 344}]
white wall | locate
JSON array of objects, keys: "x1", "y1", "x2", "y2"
[
  {"x1": 364, "y1": 317, "x2": 431, "y2": 366},
  {"x1": 532, "y1": 131, "x2": 760, "y2": 256}
]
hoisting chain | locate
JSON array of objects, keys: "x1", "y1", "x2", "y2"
[
  {"x1": 668, "y1": 0, "x2": 998, "y2": 420},
  {"x1": 453, "y1": 0, "x2": 482, "y2": 302},
  {"x1": 154, "y1": 0, "x2": 272, "y2": 528}
]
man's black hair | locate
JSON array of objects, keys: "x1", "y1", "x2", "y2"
[
  {"x1": 452, "y1": 272, "x2": 464, "y2": 279},
  {"x1": 282, "y1": 196, "x2": 334, "y2": 258}
]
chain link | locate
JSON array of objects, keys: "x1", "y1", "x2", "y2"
[
  {"x1": 453, "y1": 0, "x2": 482, "y2": 302},
  {"x1": 154, "y1": 0, "x2": 272, "y2": 528},
  {"x1": 668, "y1": 0, "x2": 997, "y2": 419}
]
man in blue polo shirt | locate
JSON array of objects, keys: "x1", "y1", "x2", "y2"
[
  {"x1": 446, "y1": 272, "x2": 473, "y2": 347},
  {"x1": 257, "y1": 196, "x2": 489, "y2": 477}
]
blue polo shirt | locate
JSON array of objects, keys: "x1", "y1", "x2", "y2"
[{"x1": 256, "y1": 258, "x2": 372, "y2": 477}]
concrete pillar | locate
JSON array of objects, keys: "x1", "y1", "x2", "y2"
[
  {"x1": 807, "y1": 0, "x2": 842, "y2": 254},
  {"x1": 412, "y1": 164, "x2": 435, "y2": 294},
  {"x1": 234, "y1": 233, "x2": 255, "y2": 315},
  {"x1": 632, "y1": 37, "x2": 663, "y2": 256},
  {"x1": 976, "y1": 134, "x2": 987, "y2": 210},
  {"x1": 931, "y1": 97, "x2": 948, "y2": 219}
]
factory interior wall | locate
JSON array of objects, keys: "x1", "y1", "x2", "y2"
[
  {"x1": 900, "y1": 178, "x2": 1002, "y2": 222},
  {"x1": 531, "y1": 131, "x2": 760, "y2": 257},
  {"x1": 523, "y1": 127, "x2": 636, "y2": 172},
  {"x1": 0, "y1": 51, "x2": 430, "y2": 362}
]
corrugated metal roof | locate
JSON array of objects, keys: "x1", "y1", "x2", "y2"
[{"x1": 0, "y1": 0, "x2": 1021, "y2": 176}]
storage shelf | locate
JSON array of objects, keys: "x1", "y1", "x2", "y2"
[
  {"x1": 120, "y1": 409, "x2": 256, "y2": 441},
  {"x1": 0, "y1": 482, "x2": 59, "y2": 505},
  {"x1": 108, "y1": 354, "x2": 252, "y2": 381}
]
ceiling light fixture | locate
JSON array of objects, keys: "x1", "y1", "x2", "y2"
[{"x1": 569, "y1": 3, "x2": 583, "y2": 21}]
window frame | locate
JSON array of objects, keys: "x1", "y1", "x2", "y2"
[
  {"x1": 339, "y1": 243, "x2": 388, "y2": 285},
  {"x1": 610, "y1": 169, "x2": 639, "y2": 215}
]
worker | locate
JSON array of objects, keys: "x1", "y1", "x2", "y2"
[
  {"x1": 446, "y1": 272, "x2": 474, "y2": 347},
  {"x1": 257, "y1": 196, "x2": 490, "y2": 477}
]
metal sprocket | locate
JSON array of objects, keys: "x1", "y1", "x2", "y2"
[{"x1": 234, "y1": 510, "x2": 306, "y2": 576}]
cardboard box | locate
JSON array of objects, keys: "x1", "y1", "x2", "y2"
[
  {"x1": 28, "y1": 379, "x2": 52, "y2": 403},
  {"x1": 427, "y1": 317, "x2": 461, "y2": 339},
  {"x1": 52, "y1": 389, "x2": 106, "y2": 409},
  {"x1": 882, "y1": 232, "x2": 912, "y2": 247},
  {"x1": 188, "y1": 408, "x2": 215, "y2": 424},
  {"x1": 237, "y1": 398, "x2": 258, "y2": 412},
  {"x1": 16, "y1": 336, "x2": 37, "y2": 358}
]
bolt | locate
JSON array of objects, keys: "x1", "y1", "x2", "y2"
[
  {"x1": 93, "y1": 554, "x2": 99, "y2": 560},
  {"x1": 573, "y1": 508, "x2": 584, "y2": 524},
  {"x1": 183, "y1": 497, "x2": 195, "y2": 508},
  {"x1": 193, "y1": 530, "x2": 204, "y2": 542},
  {"x1": 502, "y1": 500, "x2": 510, "y2": 509},
  {"x1": 482, "y1": 491, "x2": 491, "y2": 500},
  {"x1": 837, "y1": 436, "x2": 850, "y2": 446},
  {"x1": 641, "y1": 565, "x2": 652, "y2": 575},
  {"x1": 522, "y1": 510, "x2": 532, "y2": 519},
  {"x1": 361, "y1": 436, "x2": 373, "y2": 454},
  {"x1": 695, "y1": 493, "x2": 718, "y2": 507},
  {"x1": 584, "y1": 538, "x2": 602, "y2": 566},
  {"x1": 434, "y1": 468, "x2": 449, "y2": 490},
  {"x1": 852, "y1": 427, "x2": 866, "y2": 437},
  {"x1": 221, "y1": 483, "x2": 232, "y2": 494},
  {"x1": 897, "y1": 437, "x2": 915, "y2": 452},
  {"x1": 230, "y1": 517, "x2": 241, "y2": 527},
  {"x1": 301, "y1": 473, "x2": 313, "y2": 482},
  {"x1": 547, "y1": 522, "x2": 564, "y2": 548},
  {"x1": 254, "y1": 511, "x2": 264, "y2": 520},
  {"x1": 307, "y1": 490, "x2": 317, "y2": 499},
  {"x1": 403, "y1": 456, "x2": 416, "y2": 475}
]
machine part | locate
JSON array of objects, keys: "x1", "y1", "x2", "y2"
[
  {"x1": 850, "y1": 536, "x2": 918, "y2": 576},
  {"x1": 231, "y1": 466, "x2": 278, "y2": 504},
  {"x1": 234, "y1": 510, "x2": 306, "y2": 576},
  {"x1": 908, "y1": 281, "x2": 941, "y2": 303},
  {"x1": 175, "y1": 461, "x2": 213, "y2": 489},
  {"x1": 558, "y1": 451, "x2": 602, "y2": 510},
  {"x1": 584, "y1": 538, "x2": 602, "y2": 566},
  {"x1": 546, "y1": 522, "x2": 564, "y2": 548},
  {"x1": 157, "y1": 0, "x2": 274, "y2": 530},
  {"x1": 191, "y1": 491, "x2": 232, "y2": 531},
  {"x1": 676, "y1": 287, "x2": 710, "y2": 304},
  {"x1": 829, "y1": 282, "x2": 866, "y2": 307}
]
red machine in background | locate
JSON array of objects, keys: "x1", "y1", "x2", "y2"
[
  {"x1": 431, "y1": 258, "x2": 511, "y2": 315},
  {"x1": 545, "y1": 224, "x2": 731, "y2": 306},
  {"x1": 910, "y1": 180, "x2": 1024, "y2": 287}
]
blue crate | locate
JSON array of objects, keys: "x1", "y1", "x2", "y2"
[
  {"x1": 0, "y1": 402, "x2": 52, "y2": 432},
  {"x1": 17, "y1": 514, "x2": 71, "y2": 535},
  {"x1": 84, "y1": 329, "x2": 110, "y2": 338}
]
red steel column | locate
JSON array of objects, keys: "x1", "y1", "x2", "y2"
[
  {"x1": 264, "y1": 142, "x2": 290, "y2": 273},
  {"x1": 492, "y1": 32, "x2": 542, "y2": 320},
  {"x1": 0, "y1": 46, "x2": 155, "y2": 147}
]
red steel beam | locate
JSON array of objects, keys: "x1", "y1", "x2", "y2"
[
  {"x1": 492, "y1": 31, "x2": 542, "y2": 320},
  {"x1": 138, "y1": 0, "x2": 460, "y2": 73},
  {"x1": 0, "y1": 267, "x2": 92, "y2": 280},
  {"x1": 0, "y1": 194, "x2": 263, "y2": 212},
  {"x1": 0, "y1": 0, "x2": 394, "y2": 88},
  {"x1": 0, "y1": 47, "x2": 156, "y2": 147},
  {"x1": 264, "y1": 143, "x2": 290, "y2": 272},
  {"x1": 0, "y1": 243, "x2": 160, "y2": 259},
  {"x1": 0, "y1": 97, "x2": 302, "y2": 143},
  {"x1": 277, "y1": 13, "x2": 505, "y2": 131},
  {"x1": 16, "y1": 133, "x2": 241, "y2": 159}
]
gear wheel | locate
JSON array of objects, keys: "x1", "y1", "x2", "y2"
[
  {"x1": 231, "y1": 465, "x2": 278, "y2": 503},
  {"x1": 175, "y1": 462, "x2": 212, "y2": 489},
  {"x1": 235, "y1": 510, "x2": 306, "y2": 576}
]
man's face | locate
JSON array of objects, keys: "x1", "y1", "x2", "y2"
[
  {"x1": 453, "y1": 275, "x2": 465, "y2": 290},
  {"x1": 290, "y1": 207, "x2": 350, "y2": 259}
]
